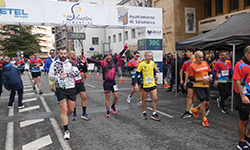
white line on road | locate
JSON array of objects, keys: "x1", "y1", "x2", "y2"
[
  {"x1": 23, "y1": 92, "x2": 35, "y2": 95},
  {"x1": 146, "y1": 107, "x2": 174, "y2": 118},
  {"x1": 22, "y1": 98, "x2": 37, "y2": 103},
  {"x1": 5, "y1": 107, "x2": 14, "y2": 150},
  {"x1": 19, "y1": 105, "x2": 40, "y2": 113},
  {"x1": 86, "y1": 83, "x2": 95, "y2": 88},
  {"x1": 24, "y1": 85, "x2": 33, "y2": 88},
  {"x1": 23, "y1": 88, "x2": 33, "y2": 92},
  {"x1": 22, "y1": 135, "x2": 52, "y2": 150},
  {"x1": 20, "y1": 119, "x2": 44, "y2": 128}
]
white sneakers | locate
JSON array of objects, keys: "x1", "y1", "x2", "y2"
[
  {"x1": 64, "y1": 130, "x2": 70, "y2": 140},
  {"x1": 127, "y1": 95, "x2": 132, "y2": 103}
]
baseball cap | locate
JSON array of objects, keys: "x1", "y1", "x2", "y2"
[{"x1": 105, "y1": 53, "x2": 111, "y2": 57}]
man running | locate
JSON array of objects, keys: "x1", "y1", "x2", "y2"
[
  {"x1": 180, "y1": 47, "x2": 196, "y2": 118},
  {"x1": 44, "y1": 49, "x2": 58, "y2": 99},
  {"x1": 87, "y1": 44, "x2": 128, "y2": 118},
  {"x1": 49, "y1": 48, "x2": 79, "y2": 140},
  {"x1": 127, "y1": 51, "x2": 142, "y2": 105},
  {"x1": 213, "y1": 51, "x2": 233, "y2": 114},
  {"x1": 29, "y1": 52, "x2": 43, "y2": 94},
  {"x1": 134, "y1": 51, "x2": 161, "y2": 121},
  {"x1": 234, "y1": 46, "x2": 250, "y2": 150},
  {"x1": 15, "y1": 57, "x2": 25, "y2": 78},
  {"x1": 189, "y1": 51, "x2": 212, "y2": 127},
  {"x1": 68, "y1": 51, "x2": 90, "y2": 121}
]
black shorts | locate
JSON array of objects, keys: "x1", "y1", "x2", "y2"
[
  {"x1": 18, "y1": 68, "x2": 24, "y2": 74},
  {"x1": 238, "y1": 109, "x2": 249, "y2": 121},
  {"x1": 56, "y1": 88, "x2": 76, "y2": 101},
  {"x1": 143, "y1": 86, "x2": 157, "y2": 92},
  {"x1": 187, "y1": 82, "x2": 193, "y2": 89},
  {"x1": 103, "y1": 80, "x2": 118, "y2": 93},
  {"x1": 235, "y1": 94, "x2": 250, "y2": 114},
  {"x1": 75, "y1": 82, "x2": 86, "y2": 95},
  {"x1": 32, "y1": 72, "x2": 41, "y2": 78},
  {"x1": 193, "y1": 87, "x2": 210, "y2": 102},
  {"x1": 132, "y1": 78, "x2": 142, "y2": 86}
]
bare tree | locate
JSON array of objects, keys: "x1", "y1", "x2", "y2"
[{"x1": 129, "y1": 0, "x2": 152, "y2": 7}]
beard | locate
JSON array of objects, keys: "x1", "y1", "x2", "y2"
[{"x1": 60, "y1": 56, "x2": 66, "y2": 62}]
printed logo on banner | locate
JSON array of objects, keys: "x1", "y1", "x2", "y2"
[
  {"x1": 0, "y1": 0, "x2": 28, "y2": 18},
  {"x1": 147, "y1": 30, "x2": 161, "y2": 36},
  {"x1": 62, "y1": 3, "x2": 93, "y2": 25},
  {"x1": 117, "y1": 7, "x2": 129, "y2": 25}
]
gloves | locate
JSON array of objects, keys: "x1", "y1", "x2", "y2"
[{"x1": 124, "y1": 44, "x2": 128, "y2": 50}]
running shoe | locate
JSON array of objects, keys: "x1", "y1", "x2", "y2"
[
  {"x1": 181, "y1": 111, "x2": 192, "y2": 118},
  {"x1": 151, "y1": 113, "x2": 161, "y2": 121},
  {"x1": 190, "y1": 108, "x2": 199, "y2": 118},
  {"x1": 127, "y1": 95, "x2": 132, "y2": 103},
  {"x1": 217, "y1": 97, "x2": 221, "y2": 108},
  {"x1": 202, "y1": 120, "x2": 209, "y2": 127},
  {"x1": 205, "y1": 108, "x2": 210, "y2": 116},
  {"x1": 63, "y1": 130, "x2": 70, "y2": 140},
  {"x1": 141, "y1": 112, "x2": 147, "y2": 120},
  {"x1": 106, "y1": 112, "x2": 110, "y2": 118},
  {"x1": 53, "y1": 93, "x2": 57, "y2": 99},
  {"x1": 81, "y1": 113, "x2": 91, "y2": 121},
  {"x1": 38, "y1": 90, "x2": 43, "y2": 94},
  {"x1": 111, "y1": 105, "x2": 117, "y2": 114},
  {"x1": 18, "y1": 105, "x2": 24, "y2": 109},
  {"x1": 138, "y1": 100, "x2": 142, "y2": 106},
  {"x1": 72, "y1": 114, "x2": 77, "y2": 121},
  {"x1": 7, "y1": 105, "x2": 13, "y2": 109},
  {"x1": 245, "y1": 135, "x2": 250, "y2": 146},
  {"x1": 237, "y1": 141, "x2": 249, "y2": 150},
  {"x1": 221, "y1": 107, "x2": 228, "y2": 114}
]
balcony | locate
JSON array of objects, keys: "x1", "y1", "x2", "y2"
[{"x1": 39, "y1": 43, "x2": 48, "y2": 47}]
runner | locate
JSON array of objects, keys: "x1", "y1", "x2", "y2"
[
  {"x1": 87, "y1": 44, "x2": 128, "y2": 118},
  {"x1": 233, "y1": 46, "x2": 250, "y2": 150},
  {"x1": 15, "y1": 57, "x2": 25, "y2": 78},
  {"x1": 68, "y1": 51, "x2": 90, "y2": 121},
  {"x1": 213, "y1": 51, "x2": 233, "y2": 114},
  {"x1": 44, "y1": 49, "x2": 58, "y2": 99},
  {"x1": 127, "y1": 51, "x2": 142, "y2": 105},
  {"x1": 29, "y1": 52, "x2": 43, "y2": 94},
  {"x1": 189, "y1": 51, "x2": 212, "y2": 127},
  {"x1": 180, "y1": 47, "x2": 196, "y2": 118},
  {"x1": 78, "y1": 55, "x2": 88, "y2": 85},
  {"x1": 134, "y1": 51, "x2": 161, "y2": 121},
  {"x1": 49, "y1": 48, "x2": 79, "y2": 140}
]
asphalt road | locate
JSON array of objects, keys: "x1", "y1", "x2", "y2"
[{"x1": 0, "y1": 71, "x2": 242, "y2": 150}]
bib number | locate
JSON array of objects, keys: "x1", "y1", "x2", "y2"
[
  {"x1": 222, "y1": 70, "x2": 229, "y2": 76},
  {"x1": 145, "y1": 77, "x2": 153, "y2": 84},
  {"x1": 58, "y1": 78, "x2": 66, "y2": 88},
  {"x1": 113, "y1": 85, "x2": 118, "y2": 91}
]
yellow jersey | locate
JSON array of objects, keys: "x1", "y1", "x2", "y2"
[{"x1": 137, "y1": 60, "x2": 156, "y2": 88}]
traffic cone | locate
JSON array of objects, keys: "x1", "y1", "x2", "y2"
[
  {"x1": 164, "y1": 83, "x2": 170, "y2": 89},
  {"x1": 119, "y1": 76, "x2": 124, "y2": 83},
  {"x1": 88, "y1": 71, "x2": 91, "y2": 77},
  {"x1": 96, "y1": 72, "x2": 100, "y2": 78}
]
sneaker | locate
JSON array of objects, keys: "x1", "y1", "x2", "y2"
[
  {"x1": 53, "y1": 93, "x2": 57, "y2": 99},
  {"x1": 190, "y1": 108, "x2": 199, "y2": 118},
  {"x1": 221, "y1": 107, "x2": 228, "y2": 114},
  {"x1": 38, "y1": 90, "x2": 43, "y2": 94},
  {"x1": 111, "y1": 105, "x2": 117, "y2": 115},
  {"x1": 72, "y1": 114, "x2": 77, "y2": 121},
  {"x1": 127, "y1": 95, "x2": 132, "y2": 103},
  {"x1": 63, "y1": 130, "x2": 70, "y2": 140},
  {"x1": 33, "y1": 86, "x2": 35, "y2": 90},
  {"x1": 245, "y1": 135, "x2": 250, "y2": 146},
  {"x1": 81, "y1": 113, "x2": 91, "y2": 121},
  {"x1": 237, "y1": 141, "x2": 250, "y2": 150},
  {"x1": 141, "y1": 112, "x2": 147, "y2": 120},
  {"x1": 151, "y1": 113, "x2": 161, "y2": 121},
  {"x1": 106, "y1": 112, "x2": 110, "y2": 118},
  {"x1": 138, "y1": 100, "x2": 142, "y2": 106},
  {"x1": 217, "y1": 97, "x2": 221, "y2": 108},
  {"x1": 7, "y1": 105, "x2": 13, "y2": 109},
  {"x1": 181, "y1": 111, "x2": 192, "y2": 118},
  {"x1": 202, "y1": 120, "x2": 209, "y2": 127},
  {"x1": 18, "y1": 105, "x2": 24, "y2": 109},
  {"x1": 205, "y1": 108, "x2": 210, "y2": 117}
]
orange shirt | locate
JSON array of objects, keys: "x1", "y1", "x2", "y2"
[{"x1": 188, "y1": 61, "x2": 211, "y2": 87}]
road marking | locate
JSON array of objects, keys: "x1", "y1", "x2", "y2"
[
  {"x1": 19, "y1": 105, "x2": 40, "y2": 113},
  {"x1": 146, "y1": 107, "x2": 174, "y2": 118},
  {"x1": 22, "y1": 135, "x2": 52, "y2": 150},
  {"x1": 23, "y1": 92, "x2": 35, "y2": 95},
  {"x1": 20, "y1": 119, "x2": 44, "y2": 128},
  {"x1": 23, "y1": 88, "x2": 33, "y2": 92},
  {"x1": 24, "y1": 85, "x2": 33, "y2": 88},
  {"x1": 86, "y1": 83, "x2": 95, "y2": 88},
  {"x1": 23, "y1": 98, "x2": 37, "y2": 103},
  {"x1": 5, "y1": 107, "x2": 14, "y2": 150},
  {"x1": 23, "y1": 83, "x2": 31, "y2": 86}
]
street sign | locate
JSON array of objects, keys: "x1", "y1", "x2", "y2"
[{"x1": 67, "y1": 33, "x2": 86, "y2": 40}]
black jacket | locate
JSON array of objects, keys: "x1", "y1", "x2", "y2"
[{"x1": 2, "y1": 64, "x2": 23, "y2": 91}]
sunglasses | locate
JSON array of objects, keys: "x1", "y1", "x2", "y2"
[
  {"x1": 50, "y1": 52, "x2": 55, "y2": 54},
  {"x1": 136, "y1": 55, "x2": 140, "y2": 57}
]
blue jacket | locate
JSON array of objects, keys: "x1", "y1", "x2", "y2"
[
  {"x1": 44, "y1": 57, "x2": 58, "y2": 72},
  {"x1": 2, "y1": 64, "x2": 23, "y2": 91}
]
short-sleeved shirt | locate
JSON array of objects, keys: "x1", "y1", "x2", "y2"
[
  {"x1": 137, "y1": 60, "x2": 156, "y2": 88},
  {"x1": 29, "y1": 57, "x2": 42, "y2": 72},
  {"x1": 188, "y1": 61, "x2": 211, "y2": 88},
  {"x1": 181, "y1": 58, "x2": 195, "y2": 72},
  {"x1": 233, "y1": 60, "x2": 250, "y2": 95},
  {"x1": 213, "y1": 59, "x2": 232, "y2": 83},
  {"x1": 128, "y1": 59, "x2": 141, "y2": 78}
]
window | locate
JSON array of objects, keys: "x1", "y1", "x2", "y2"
[
  {"x1": 230, "y1": 0, "x2": 239, "y2": 11},
  {"x1": 215, "y1": 0, "x2": 223, "y2": 15},
  {"x1": 124, "y1": 31, "x2": 128, "y2": 40},
  {"x1": 118, "y1": 33, "x2": 122, "y2": 42},
  {"x1": 92, "y1": 37, "x2": 99, "y2": 45},
  {"x1": 108, "y1": 36, "x2": 111, "y2": 43},
  {"x1": 204, "y1": 0, "x2": 211, "y2": 18},
  {"x1": 113, "y1": 35, "x2": 116, "y2": 43},
  {"x1": 131, "y1": 29, "x2": 136, "y2": 39},
  {"x1": 245, "y1": 0, "x2": 250, "y2": 7}
]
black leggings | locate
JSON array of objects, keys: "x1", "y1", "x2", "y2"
[{"x1": 218, "y1": 83, "x2": 230, "y2": 108}]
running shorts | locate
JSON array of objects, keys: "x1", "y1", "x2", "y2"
[
  {"x1": 132, "y1": 78, "x2": 142, "y2": 86},
  {"x1": 143, "y1": 86, "x2": 157, "y2": 93},
  {"x1": 193, "y1": 87, "x2": 210, "y2": 102},
  {"x1": 75, "y1": 82, "x2": 86, "y2": 95},
  {"x1": 187, "y1": 82, "x2": 193, "y2": 89},
  {"x1": 31, "y1": 72, "x2": 41, "y2": 78},
  {"x1": 103, "y1": 80, "x2": 118, "y2": 93},
  {"x1": 56, "y1": 88, "x2": 76, "y2": 101},
  {"x1": 48, "y1": 79, "x2": 55, "y2": 85}
]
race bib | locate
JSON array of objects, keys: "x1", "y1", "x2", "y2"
[
  {"x1": 113, "y1": 85, "x2": 118, "y2": 91},
  {"x1": 222, "y1": 70, "x2": 229, "y2": 76},
  {"x1": 58, "y1": 78, "x2": 66, "y2": 88},
  {"x1": 145, "y1": 77, "x2": 153, "y2": 84}
]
